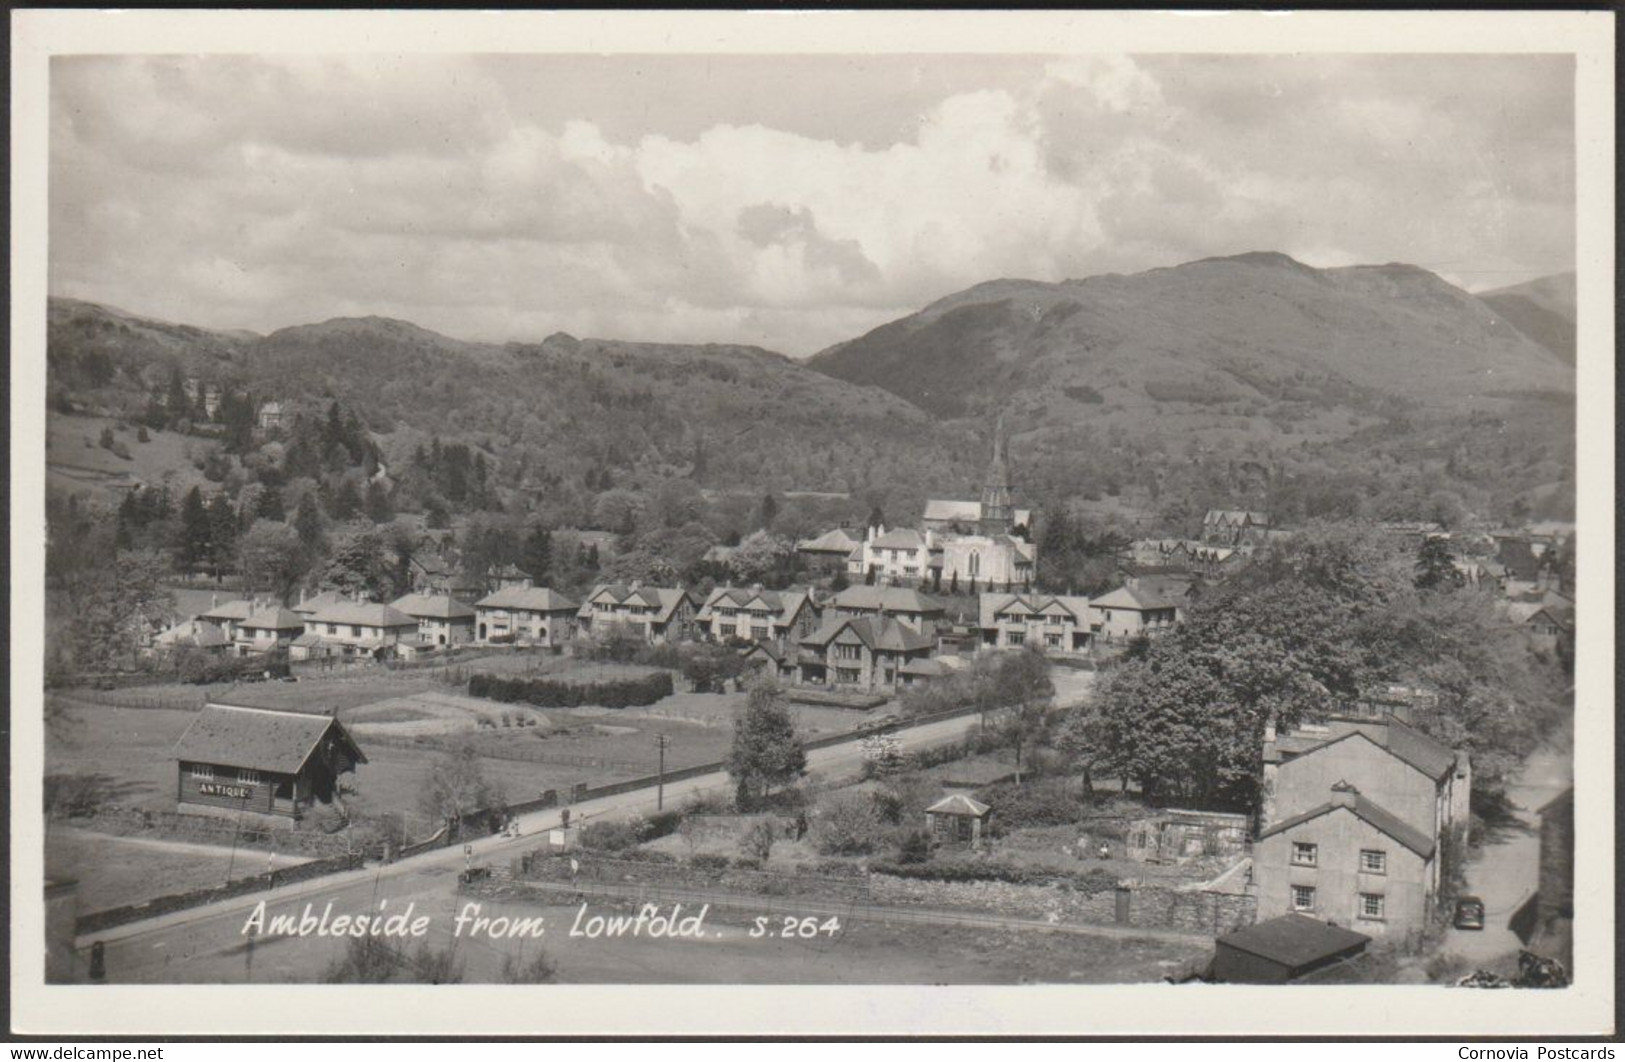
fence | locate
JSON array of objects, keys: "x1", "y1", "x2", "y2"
[
  {"x1": 49, "y1": 688, "x2": 204, "y2": 713},
  {"x1": 75, "y1": 853, "x2": 365, "y2": 936}
]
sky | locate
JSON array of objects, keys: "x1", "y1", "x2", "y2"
[{"x1": 49, "y1": 53, "x2": 1575, "y2": 356}]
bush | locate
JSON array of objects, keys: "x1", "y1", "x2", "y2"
[
  {"x1": 871, "y1": 861, "x2": 1119, "y2": 894},
  {"x1": 739, "y1": 820, "x2": 776, "y2": 862},
  {"x1": 468, "y1": 669, "x2": 673, "y2": 709},
  {"x1": 577, "y1": 817, "x2": 647, "y2": 852},
  {"x1": 691, "y1": 853, "x2": 731, "y2": 873},
  {"x1": 895, "y1": 830, "x2": 934, "y2": 865},
  {"x1": 44, "y1": 772, "x2": 112, "y2": 817},
  {"x1": 811, "y1": 792, "x2": 887, "y2": 856},
  {"x1": 977, "y1": 777, "x2": 1085, "y2": 831}
]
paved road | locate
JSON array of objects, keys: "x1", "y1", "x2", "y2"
[
  {"x1": 73, "y1": 710, "x2": 985, "y2": 980},
  {"x1": 1437, "y1": 718, "x2": 1573, "y2": 964}
]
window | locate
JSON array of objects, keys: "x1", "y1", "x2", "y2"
[
  {"x1": 351, "y1": 625, "x2": 362, "y2": 637},
  {"x1": 1007, "y1": 632, "x2": 1026, "y2": 647},
  {"x1": 189, "y1": 764, "x2": 214, "y2": 780},
  {"x1": 1046, "y1": 633, "x2": 1062, "y2": 647},
  {"x1": 1360, "y1": 849, "x2": 1387, "y2": 875},
  {"x1": 835, "y1": 667, "x2": 861, "y2": 684},
  {"x1": 1359, "y1": 893, "x2": 1385, "y2": 920},
  {"x1": 327, "y1": 623, "x2": 338, "y2": 635},
  {"x1": 836, "y1": 644, "x2": 861, "y2": 661},
  {"x1": 238, "y1": 769, "x2": 260, "y2": 785},
  {"x1": 1292, "y1": 842, "x2": 1318, "y2": 867},
  {"x1": 1291, "y1": 885, "x2": 1316, "y2": 912}
]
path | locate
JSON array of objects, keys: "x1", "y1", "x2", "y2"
[{"x1": 1436, "y1": 717, "x2": 1573, "y2": 964}]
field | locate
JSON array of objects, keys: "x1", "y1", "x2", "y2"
[
  {"x1": 47, "y1": 412, "x2": 221, "y2": 505},
  {"x1": 46, "y1": 827, "x2": 310, "y2": 913}
]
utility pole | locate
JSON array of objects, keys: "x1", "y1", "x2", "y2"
[{"x1": 655, "y1": 733, "x2": 670, "y2": 810}]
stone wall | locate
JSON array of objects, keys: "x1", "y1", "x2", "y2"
[{"x1": 53, "y1": 806, "x2": 353, "y2": 858}]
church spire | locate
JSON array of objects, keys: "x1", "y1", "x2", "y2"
[{"x1": 979, "y1": 413, "x2": 1012, "y2": 536}]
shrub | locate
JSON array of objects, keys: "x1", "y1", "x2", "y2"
[
  {"x1": 577, "y1": 817, "x2": 647, "y2": 852},
  {"x1": 44, "y1": 772, "x2": 112, "y2": 817},
  {"x1": 468, "y1": 669, "x2": 673, "y2": 709},
  {"x1": 811, "y1": 792, "x2": 887, "y2": 856},
  {"x1": 870, "y1": 861, "x2": 1119, "y2": 894},
  {"x1": 977, "y1": 777, "x2": 1085, "y2": 831},
  {"x1": 739, "y1": 819, "x2": 776, "y2": 862},
  {"x1": 691, "y1": 853, "x2": 731, "y2": 873},
  {"x1": 894, "y1": 830, "x2": 933, "y2": 864}
]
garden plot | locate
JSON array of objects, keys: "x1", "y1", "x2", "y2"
[{"x1": 344, "y1": 690, "x2": 557, "y2": 739}]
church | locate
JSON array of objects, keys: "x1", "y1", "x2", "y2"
[{"x1": 845, "y1": 418, "x2": 1036, "y2": 592}]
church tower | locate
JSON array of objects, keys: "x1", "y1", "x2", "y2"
[{"x1": 978, "y1": 413, "x2": 1013, "y2": 537}]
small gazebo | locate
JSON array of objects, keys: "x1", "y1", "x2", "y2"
[{"x1": 925, "y1": 793, "x2": 992, "y2": 848}]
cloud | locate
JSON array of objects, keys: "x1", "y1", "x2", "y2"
[{"x1": 48, "y1": 54, "x2": 1574, "y2": 354}]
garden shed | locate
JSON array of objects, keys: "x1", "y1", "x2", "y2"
[{"x1": 925, "y1": 792, "x2": 992, "y2": 848}]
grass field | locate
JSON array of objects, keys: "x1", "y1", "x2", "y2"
[{"x1": 46, "y1": 827, "x2": 311, "y2": 913}]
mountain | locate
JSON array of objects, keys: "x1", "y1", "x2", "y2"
[
  {"x1": 1476, "y1": 272, "x2": 1577, "y2": 365},
  {"x1": 808, "y1": 252, "x2": 1573, "y2": 423},
  {"x1": 44, "y1": 298, "x2": 974, "y2": 503}
]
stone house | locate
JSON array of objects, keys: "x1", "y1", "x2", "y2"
[
  {"x1": 291, "y1": 600, "x2": 418, "y2": 661},
  {"x1": 1255, "y1": 780, "x2": 1437, "y2": 937},
  {"x1": 390, "y1": 592, "x2": 478, "y2": 647},
  {"x1": 978, "y1": 592, "x2": 1093, "y2": 651},
  {"x1": 231, "y1": 604, "x2": 308, "y2": 657},
  {"x1": 1202, "y1": 509, "x2": 1271, "y2": 548},
  {"x1": 576, "y1": 583, "x2": 696, "y2": 644},
  {"x1": 1089, "y1": 583, "x2": 1180, "y2": 641},
  {"x1": 474, "y1": 586, "x2": 579, "y2": 646},
  {"x1": 695, "y1": 585, "x2": 820, "y2": 645},
  {"x1": 795, "y1": 614, "x2": 935, "y2": 690},
  {"x1": 825, "y1": 585, "x2": 945, "y2": 634}
]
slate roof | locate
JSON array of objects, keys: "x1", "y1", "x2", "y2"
[
  {"x1": 831, "y1": 586, "x2": 944, "y2": 615},
  {"x1": 1216, "y1": 914, "x2": 1370, "y2": 969},
  {"x1": 1204, "y1": 509, "x2": 1269, "y2": 526},
  {"x1": 871, "y1": 528, "x2": 929, "y2": 551},
  {"x1": 799, "y1": 615, "x2": 935, "y2": 654},
  {"x1": 796, "y1": 527, "x2": 864, "y2": 554},
  {"x1": 237, "y1": 606, "x2": 307, "y2": 631},
  {"x1": 391, "y1": 593, "x2": 478, "y2": 620},
  {"x1": 291, "y1": 590, "x2": 349, "y2": 616},
  {"x1": 307, "y1": 602, "x2": 418, "y2": 628},
  {"x1": 1091, "y1": 585, "x2": 1177, "y2": 611},
  {"x1": 697, "y1": 586, "x2": 812, "y2": 624},
  {"x1": 175, "y1": 703, "x2": 366, "y2": 774},
  {"x1": 922, "y1": 500, "x2": 1032, "y2": 527},
  {"x1": 1259, "y1": 787, "x2": 1435, "y2": 859},
  {"x1": 1268, "y1": 719, "x2": 1458, "y2": 782},
  {"x1": 979, "y1": 593, "x2": 1090, "y2": 629},
  {"x1": 199, "y1": 598, "x2": 257, "y2": 621},
  {"x1": 578, "y1": 584, "x2": 690, "y2": 623},
  {"x1": 926, "y1": 793, "x2": 992, "y2": 817},
  {"x1": 476, "y1": 587, "x2": 578, "y2": 613},
  {"x1": 154, "y1": 618, "x2": 231, "y2": 649}
]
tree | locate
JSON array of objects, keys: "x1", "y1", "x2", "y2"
[
  {"x1": 256, "y1": 485, "x2": 286, "y2": 522},
  {"x1": 866, "y1": 505, "x2": 886, "y2": 531},
  {"x1": 320, "y1": 530, "x2": 407, "y2": 601},
  {"x1": 417, "y1": 738, "x2": 505, "y2": 839},
  {"x1": 727, "y1": 529, "x2": 791, "y2": 586},
  {"x1": 520, "y1": 525, "x2": 553, "y2": 586},
  {"x1": 364, "y1": 480, "x2": 394, "y2": 524},
  {"x1": 758, "y1": 492, "x2": 780, "y2": 529},
  {"x1": 237, "y1": 519, "x2": 307, "y2": 599},
  {"x1": 177, "y1": 487, "x2": 211, "y2": 570},
  {"x1": 728, "y1": 678, "x2": 806, "y2": 809},
  {"x1": 994, "y1": 645, "x2": 1055, "y2": 784},
  {"x1": 1414, "y1": 536, "x2": 1465, "y2": 591},
  {"x1": 810, "y1": 791, "x2": 886, "y2": 856},
  {"x1": 293, "y1": 492, "x2": 324, "y2": 550},
  {"x1": 65, "y1": 550, "x2": 174, "y2": 673}
]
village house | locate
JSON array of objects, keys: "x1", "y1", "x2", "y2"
[
  {"x1": 1089, "y1": 582, "x2": 1181, "y2": 641},
  {"x1": 290, "y1": 588, "x2": 350, "y2": 619},
  {"x1": 1202, "y1": 509, "x2": 1271, "y2": 547},
  {"x1": 794, "y1": 526, "x2": 864, "y2": 572},
  {"x1": 256, "y1": 400, "x2": 283, "y2": 431},
  {"x1": 696, "y1": 585, "x2": 821, "y2": 645},
  {"x1": 795, "y1": 614, "x2": 935, "y2": 691},
  {"x1": 447, "y1": 568, "x2": 491, "y2": 605},
  {"x1": 197, "y1": 596, "x2": 258, "y2": 642},
  {"x1": 978, "y1": 592, "x2": 1093, "y2": 652},
  {"x1": 406, "y1": 552, "x2": 452, "y2": 594},
  {"x1": 291, "y1": 599, "x2": 418, "y2": 662},
  {"x1": 490, "y1": 564, "x2": 534, "y2": 591},
  {"x1": 1254, "y1": 709, "x2": 1470, "y2": 937},
  {"x1": 474, "y1": 586, "x2": 579, "y2": 646},
  {"x1": 390, "y1": 592, "x2": 477, "y2": 647},
  {"x1": 174, "y1": 703, "x2": 366, "y2": 820},
  {"x1": 149, "y1": 617, "x2": 232, "y2": 655},
  {"x1": 1254, "y1": 780, "x2": 1438, "y2": 937},
  {"x1": 743, "y1": 640, "x2": 797, "y2": 683},
  {"x1": 847, "y1": 525, "x2": 935, "y2": 584},
  {"x1": 1126, "y1": 538, "x2": 1245, "y2": 578},
  {"x1": 826, "y1": 585, "x2": 945, "y2": 634},
  {"x1": 576, "y1": 583, "x2": 696, "y2": 644},
  {"x1": 230, "y1": 604, "x2": 307, "y2": 657}
]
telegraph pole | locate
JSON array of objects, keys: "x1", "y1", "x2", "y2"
[{"x1": 655, "y1": 733, "x2": 670, "y2": 810}]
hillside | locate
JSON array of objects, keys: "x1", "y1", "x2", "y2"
[
  {"x1": 808, "y1": 252, "x2": 1573, "y2": 422},
  {"x1": 44, "y1": 298, "x2": 974, "y2": 506},
  {"x1": 1477, "y1": 272, "x2": 1577, "y2": 365}
]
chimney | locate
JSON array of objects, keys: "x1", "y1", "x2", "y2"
[
  {"x1": 1263, "y1": 717, "x2": 1277, "y2": 744},
  {"x1": 299, "y1": 587, "x2": 307, "y2": 605},
  {"x1": 1329, "y1": 780, "x2": 1360, "y2": 809},
  {"x1": 211, "y1": 593, "x2": 219, "y2": 608}
]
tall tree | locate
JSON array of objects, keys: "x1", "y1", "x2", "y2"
[
  {"x1": 1414, "y1": 535, "x2": 1465, "y2": 591},
  {"x1": 728, "y1": 678, "x2": 807, "y2": 809},
  {"x1": 293, "y1": 492, "x2": 324, "y2": 550},
  {"x1": 177, "y1": 487, "x2": 211, "y2": 570},
  {"x1": 520, "y1": 525, "x2": 553, "y2": 585}
]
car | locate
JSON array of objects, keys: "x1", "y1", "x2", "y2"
[{"x1": 1453, "y1": 896, "x2": 1486, "y2": 930}]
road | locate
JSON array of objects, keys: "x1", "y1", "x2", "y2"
[
  {"x1": 1437, "y1": 717, "x2": 1573, "y2": 965},
  {"x1": 72, "y1": 709, "x2": 986, "y2": 981}
]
